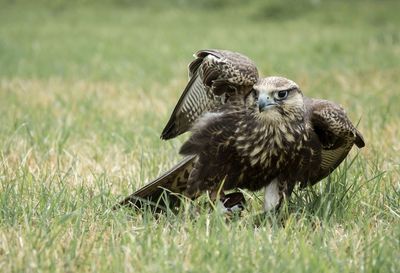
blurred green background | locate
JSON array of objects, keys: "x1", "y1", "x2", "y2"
[
  {"x1": 1, "y1": 0, "x2": 399, "y2": 83},
  {"x1": 0, "y1": 1, "x2": 399, "y2": 272}
]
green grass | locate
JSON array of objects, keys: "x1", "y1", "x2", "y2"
[{"x1": 0, "y1": 0, "x2": 399, "y2": 272}]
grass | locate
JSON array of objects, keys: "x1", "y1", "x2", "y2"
[{"x1": 0, "y1": 0, "x2": 399, "y2": 272}]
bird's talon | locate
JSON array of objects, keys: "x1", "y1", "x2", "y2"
[{"x1": 217, "y1": 192, "x2": 246, "y2": 215}]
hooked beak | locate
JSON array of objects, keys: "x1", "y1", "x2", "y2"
[{"x1": 258, "y1": 93, "x2": 277, "y2": 112}]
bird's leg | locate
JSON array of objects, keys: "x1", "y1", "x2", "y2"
[
  {"x1": 263, "y1": 178, "x2": 295, "y2": 213},
  {"x1": 252, "y1": 179, "x2": 286, "y2": 225},
  {"x1": 263, "y1": 178, "x2": 281, "y2": 212}
]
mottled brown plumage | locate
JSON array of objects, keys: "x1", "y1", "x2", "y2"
[
  {"x1": 116, "y1": 49, "x2": 365, "y2": 212},
  {"x1": 161, "y1": 49, "x2": 259, "y2": 140}
]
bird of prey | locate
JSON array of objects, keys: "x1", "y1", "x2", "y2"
[{"x1": 116, "y1": 49, "x2": 365, "y2": 213}]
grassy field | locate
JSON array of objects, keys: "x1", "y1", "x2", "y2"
[{"x1": 0, "y1": 0, "x2": 399, "y2": 272}]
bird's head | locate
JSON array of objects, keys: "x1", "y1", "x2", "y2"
[{"x1": 252, "y1": 76, "x2": 304, "y2": 123}]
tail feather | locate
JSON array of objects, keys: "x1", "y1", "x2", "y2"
[
  {"x1": 355, "y1": 130, "x2": 365, "y2": 148},
  {"x1": 114, "y1": 155, "x2": 196, "y2": 211}
]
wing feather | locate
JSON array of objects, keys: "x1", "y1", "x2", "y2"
[
  {"x1": 161, "y1": 49, "x2": 259, "y2": 140},
  {"x1": 114, "y1": 155, "x2": 197, "y2": 210},
  {"x1": 305, "y1": 98, "x2": 365, "y2": 183}
]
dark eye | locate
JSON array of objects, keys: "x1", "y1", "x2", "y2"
[{"x1": 275, "y1": 90, "x2": 288, "y2": 100}]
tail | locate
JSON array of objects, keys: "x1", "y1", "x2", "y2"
[
  {"x1": 355, "y1": 129, "x2": 365, "y2": 148},
  {"x1": 113, "y1": 155, "x2": 197, "y2": 211}
]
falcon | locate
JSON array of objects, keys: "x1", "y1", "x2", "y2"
[{"x1": 115, "y1": 49, "x2": 365, "y2": 213}]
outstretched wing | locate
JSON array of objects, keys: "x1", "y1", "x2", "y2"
[
  {"x1": 114, "y1": 155, "x2": 197, "y2": 211},
  {"x1": 305, "y1": 98, "x2": 365, "y2": 184},
  {"x1": 161, "y1": 49, "x2": 259, "y2": 140}
]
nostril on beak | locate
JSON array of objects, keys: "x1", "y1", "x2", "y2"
[{"x1": 258, "y1": 94, "x2": 276, "y2": 112}]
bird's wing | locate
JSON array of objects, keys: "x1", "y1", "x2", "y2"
[
  {"x1": 161, "y1": 49, "x2": 259, "y2": 140},
  {"x1": 305, "y1": 98, "x2": 365, "y2": 184},
  {"x1": 114, "y1": 155, "x2": 197, "y2": 211}
]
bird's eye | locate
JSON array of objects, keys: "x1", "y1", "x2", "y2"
[{"x1": 275, "y1": 90, "x2": 288, "y2": 100}]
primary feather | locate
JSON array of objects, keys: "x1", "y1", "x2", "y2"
[{"x1": 161, "y1": 49, "x2": 259, "y2": 140}]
